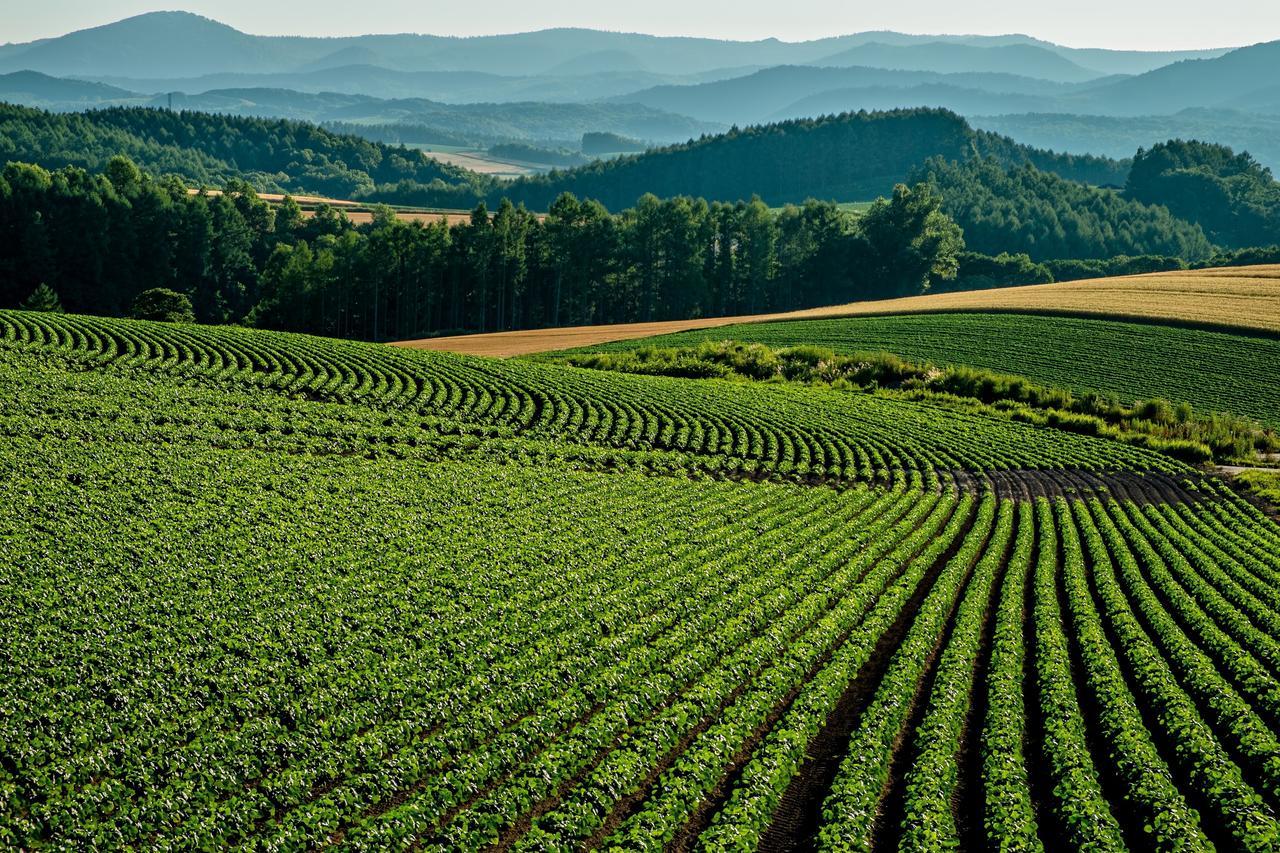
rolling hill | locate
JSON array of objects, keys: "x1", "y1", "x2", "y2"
[
  {"x1": 0, "y1": 12, "x2": 1227, "y2": 82},
  {"x1": 607, "y1": 65, "x2": 1080, "y2": 126},
  {"x1": 0, "y1": 70, "x2": 137, "y2": 107},
  {"x1": 396, "y1": 265, "x2": 1280, "y2": 354},
  {"x1": 809, "y1": 41, "x2": 1105, "y2": 82},
  {"x1": 489, "y1": 108, "x2": 1128, "y2": 211},
  {"x1": 1073, "y1": 40, "x2": 1280, "y2": 115}
]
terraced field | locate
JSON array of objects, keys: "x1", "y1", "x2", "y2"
[
  {"x1": 5, "y1": 310, "x2": 1280, "y2": 850},
  {"x1": 576, "y1": 312, "x2": 1280, "y2": 428}
]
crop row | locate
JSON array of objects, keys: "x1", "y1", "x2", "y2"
[
  {"x1": 6, "y1": 309, "x2": 1280, "y2": 850},
  {"x1": 0, "y1": 309, "x2": 1190, "y2": 483},
  {"x1": 582, "y1": 312, "x2": 1280, "y2": 428}
]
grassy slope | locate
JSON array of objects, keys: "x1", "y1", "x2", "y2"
[{"x1": 572, "y1": 313, "x2": 1280, "y2": 428}]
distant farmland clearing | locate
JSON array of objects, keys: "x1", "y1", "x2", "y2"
[
  {"x1": 187, "y1": 188, "x2": 482, "y2": 226},
  {"x1": 392, "y1": 265, "x2": 1280, "y2": 356}
]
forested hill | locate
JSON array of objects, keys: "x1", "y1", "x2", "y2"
[
  {"x1": 485, "y1": 109, "x2": 1127, "y2": 211},
  {"x1": 0, "y1": 102, "x2": 1126, "y2": 213},
  {"x1": 0, "y1": 102, "x2": 485, "y2": 203}
]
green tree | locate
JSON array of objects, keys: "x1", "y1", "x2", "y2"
[
  {"x1": 857, "y1": 183, "x2": 965, "y2": 297},
  {"x1": 19, "y1": 283, "x2": 63, "y2": 312},
  {"x1": 132, "y1": 288, "x2": 195, "y2": 323}
]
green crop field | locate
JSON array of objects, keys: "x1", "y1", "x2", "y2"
[
  {"x1": 5, "y1": 309, "x2": 1280, "y2": 850},
  {"x1": 573, "y1": 312, "x2": 1280, "y2": 428}
]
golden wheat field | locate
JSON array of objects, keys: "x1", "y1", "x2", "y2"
[{"x1": 392, "y1": 265, "x2": 1280, "y2": 356}]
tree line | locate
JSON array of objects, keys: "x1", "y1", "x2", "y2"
[
  {"x1": 0, "y1": 158, "x2": 960, "y2": 342},
  {"x1": 1126, "y1": 140, "x2": 1280, "y2": 249},
  {"x1": 914, "y1": 157, "x2": 1216, "y2": 260}
]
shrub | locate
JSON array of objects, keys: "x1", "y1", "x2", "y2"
[{"x1": 131, "y1": 289, "x2": 196, "y2": 323}]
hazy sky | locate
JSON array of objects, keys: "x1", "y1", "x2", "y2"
[{"x1": 6, "y1": 1, "x2": 1280, "y2": 50}]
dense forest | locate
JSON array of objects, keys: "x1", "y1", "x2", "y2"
[
  {"x1": 0, "y1": 103, "x2": 1124, "y2": 211},
  {"x1": 0, "y1": 159, "x2": 961, "y2": 341},
  {"x1": 1126, "y1": 140, "x2": 1280, "y2": 248},
  {"x1": 466, "y1": 109, "x2": 1126, "y2": 212},
  {"x1": 0, "y1": 103, "x2": 485, "y2": 203},
  {"x1": 914, "y1": 157, "x2": 1215, "y2": 260}
]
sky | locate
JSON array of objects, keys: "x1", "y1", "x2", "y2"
[{"x1": 5, "y1": 1, "x2": 1280, "y2": 50}]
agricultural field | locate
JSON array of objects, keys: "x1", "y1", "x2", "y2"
[
  {"x1": 576, "y1": 312, "x2": 1280, "y2": 429},
  {"x1": 397, "y1": 264, "x2": 1280, "y2": 355},
  {"x1": 5, "y1": 309, "x2": 1280, "y2": 850}
]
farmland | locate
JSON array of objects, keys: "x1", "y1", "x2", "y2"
[
  {"x1": 396, "y1": 264, "x2": 1280, "y2": 355},
  {"x1": 3, "y1": 307, "x2": 1280, "y2": 850},
  {"x1": 573, "y1": 312, "x2": 1280, "y2": 429}
]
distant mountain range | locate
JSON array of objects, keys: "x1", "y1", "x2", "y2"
[
  {"x1": 614, "y1": 41, "x2": 1280, "y2": 125},
  {"x1": 971, "y1": 110, "x2": 1280, "y2": 171},
  {"x1": 0, "y1": 12, "x2": 1228, "y2": 80},
  {"x1": 0, "y1": 71, "x2": 724, "y2": 146},
  {"x1": 1, "y1": 11, "x2": 1278, "y2": 171}
]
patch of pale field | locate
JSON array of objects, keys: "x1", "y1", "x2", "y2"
[
  {"x1": 302, "y1": 209, "x2": 474, "y2": 226},
  {"x1": 391, "y1": 265, "x2": 1280, "y2": 356},
  {"x1": 421, "y1": 150, "x2": 538, "y2": 177}
]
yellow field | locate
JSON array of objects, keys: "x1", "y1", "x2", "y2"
[
  {"x1": 391, "y1": 265, "x2": 1280, "y2": 356},
  {"x1": 420, "y1": 150, "x2": 540, "y2": 178},
  {"x1": 187, "y1": 189, "x2": 508, "y2": 227}
]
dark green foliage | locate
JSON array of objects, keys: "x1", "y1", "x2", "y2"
[
  {"x1": 581, "y1": 131, "x2": 648, "y2": 155},
  {"x1": 0, "y1": 158, "x2": 969, "y2": 340},
  {"x1": 914, "y1": 157, "x2": 1214, "y2": 260},
  {"x1": 856, "y1": 183, "x2": 964, "y2": 296},
  {"x1": 131, "y1": 288, "x2": 194, "y2": 322},
  {"x1": 935, "y1": 252, "x2": 1053, "y2": 293},
  {"x1": 489, "y1": 109, "x2": 1128, "y2": 212},
  {"x1": 581, "y1": 313, "x2": 1280, "y2": 430},
  {"x1": 0, "y1": 102, "x2": 484, "y2": 202},
  {"x1": 18, "y1": 282, "x2": 63, "y2": 312},
  {"x1": 552, "y1": 339, "x2": 1274, "y2": 463},
  {"x1": 1126, "y1": 140, "x2": 1280, "y2": 248},
  {"x1": 1042, "y1": 254, "x2": 1188, "y2": 282}
]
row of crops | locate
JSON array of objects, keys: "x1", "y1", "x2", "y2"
[
  {"x1": 5, "y1": 374, "x2": 1280, "y2": 848},
  {"x1": 0, "y1": 310, "x2": 1191, "y2": 485},
  {"x1": 575, "y1": 312, "x2": 1280, "y2": 428},
  {"x1": 6, "y1": 309, "x2": 1280, "y2": 849}
]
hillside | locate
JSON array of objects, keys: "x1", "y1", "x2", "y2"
[
  {"x1": 490, "y1": 108, "x2": 1127, "y2": 211},
  {"x1": 0, "y1": 70, "x2": 137, "y2": 107},
  {"x1": 914, "y1": 156, "x2": 1213, "y2": 259},
  {"x1": 1075, "y1": 40, "x2": 1280, "y2": 115},
  {"x1": 808, "y1": 41, "x2": 1105, "y2": 82},
  {"x1": 396, "y1": 265, "x2": 1280, "y2": 354},
  {"x1": 564, "y1": 312, "x2": 1280, "y2": 429},
  {"x1": 0, "y1": 102, "x2": 481, "y2": 201},
  {"x1": 0, "y1": 12, "x2": 1225, "y2": 80},
  {"x1": 608, "y1": 40, "x2": 1280, "y2": 126},
  {"x1": 971, "y1": 110, "x2": 1280, "y2": 172},
  {"x1": 607, "y1": 65, "x2": 1078, "y2": 126},
  {"x1": 6, "y1": 304, "x2": 1280, "y2": 849}
]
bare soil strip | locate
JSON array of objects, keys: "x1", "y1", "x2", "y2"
[{"x1": 391, "y1": 265, "x2": 1280, "y2": 356}]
